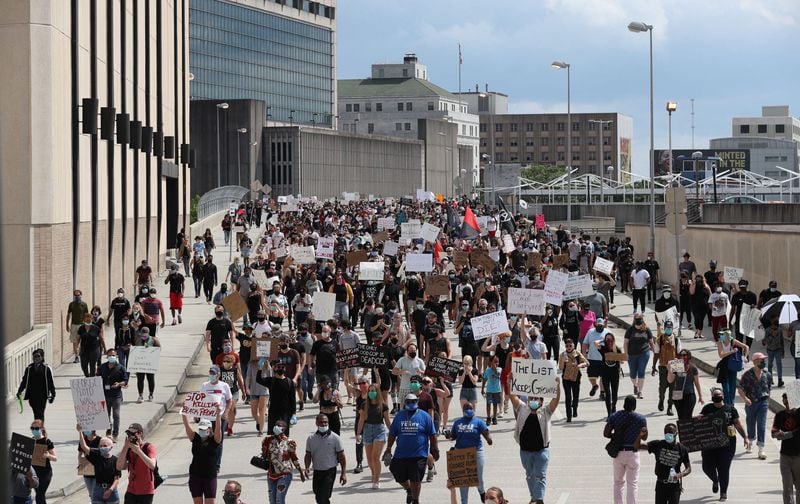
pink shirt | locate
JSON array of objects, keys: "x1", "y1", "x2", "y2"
[{"x1": 578, "y1": 310, "x2": 596, "y2": 342}]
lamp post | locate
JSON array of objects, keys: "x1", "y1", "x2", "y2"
[
  {"x1": 666, "y1": 102, "x2": 677, "y2": 185},
  {"x1": 480, "y1": 87, "x2": 497, "y2": 206},
  {"x1": 551, "y1": 61, "x2": 571, "y2": 231},
  {"x1": 236, "y1": 128, "x2": 247, "y2": 187},
  {"x1": 628, "y1": 20, "x2": 656, "y2": 254},
  {"x1": 692, "y1": 151, "x2": 703, "y2": 200},
  {"x1": 588, "y1": 119, "x2": 613, "y2": 203},
  {"x1": 606, "y1": 166, "x2": 614, "y2": 202},
  {"x1": 215, "y1": 102, "x2": 229, "y2": 187}
]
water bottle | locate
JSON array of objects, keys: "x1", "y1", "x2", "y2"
[{"x1": 668, "y1": 467, "x2": 677, "y2": 483}]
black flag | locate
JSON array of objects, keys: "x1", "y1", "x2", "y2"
[
  {"x1": 446, "y1": 204, "x2": 459, "y2": 234},
  {"x1": 497, "y1": 197, "x2": 516, "y2": 234}
]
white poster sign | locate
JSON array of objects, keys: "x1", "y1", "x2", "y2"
[
  {"x1": 383, "y1": 241, "x2": 400, "y2": 257},
  {"x1": 510, "y1": 358, "x2": 559, "y2": 398},
  {"x1": 593, "y1": 257, "x2": 614, "y2": 276},
  {"x1": 180, "y1": 391, "x2": 222, "y2": 420},
  {"x1": 126, "y1": 347, "x2": 161, "y2": 374},
  {"x1": 543, "y1": 270, "x2": 569, "y2": 305},
  {"x1": 71, "y1": 377, "x2": 111, "y2": 431},
  {"x1": 471, "y1": 310, "x2": 511, "y2": 341},
  {"x1": 405, "y1": 253, "x2": 434, "y2": 272},
  {"x1": 507, "y1": 288, "x2": 546, "y2": 316},
  {"x1": 420, "y1": 223, "x2": 441, "y2": 243},
  {"x1": 502, "y1": 235, "x2": 516, "y2": 254},
  {"x1": 377, "y1": 217, "x2": 395, "y2": 231},
  {"x1": 788, "y1": 381, "x2": 800, "y2": 409},
  {"x1": 738, "y1": 304, "x2": 761, "y2": 339},
  {"x1": 256, "y1": 339, "x2": 271, "y2": 359},
  {"x1": 359, "y1": 262, "x2": 384, "y2": 281},
  {"x1": 724, "y1": 266, "x2": 744, "y2": 285},
  {"x1": 312, "y1": 291, "x2": 336, "y2": 321},
  {"x1": 401, "y1": 222, "x2": 421, "y2": 240},
  {"x1": 562, "y1": 275, "x2": 594, "y2": 300},
  {"x1": 656, "y1": 306, "x2": 680, "y2": 328},
  {"x1": 316, "y1": 237, "x2": 335, "y2": 260},
  {"x1": 476, "y1": 216, "x2": 489, "y2": 237},
  {"x1": 289, "y1": 245, "x2": 316, "y2": 264},
  {"x1": 416, "y1": 188, "x2": 435, "y2": 202}
]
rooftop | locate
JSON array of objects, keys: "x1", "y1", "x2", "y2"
[{"x1": 338, "y1": 77, "x2": 458, "y2": 101}]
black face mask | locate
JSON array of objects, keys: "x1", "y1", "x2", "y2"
[
  {"x1": 712, "y1": 395, "x2": 723, "y2": 404},
  {"x1": 215, "y1": 313, "x2": 224, "y2": 318},
  {"x1": 222, "y1": 492, "x2": 238, "y2": 504}
]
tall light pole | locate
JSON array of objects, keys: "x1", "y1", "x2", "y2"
[
  {"x1": 215, "y1": 102, "x2": 229, "y2": 187},
  {"x1": 551, "y1": 61, "x2": 571, "y2": 231},
  {"x1": 588, "y1": 119, "x2": 614, "y2": 203},
  {"x1": 480, "y1": 87, "x2": 497, "y2": 206},
  {"x1": 667, "y1": 102, "x2": 677, "y2": 186},
  {"x1": 236, "y1": 127, "x2": 247, "y2": 187},
  {"x1": 628, "y1": 20, "x2": 655, "y2": 253}
]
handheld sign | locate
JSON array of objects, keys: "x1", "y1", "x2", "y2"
[
  {"x1": 9, "y1": 433, "x2": 35, "y2": 475},
  {"x1": 562, "y1": 274, "x2": 594, "y2": 301},
  {"x1": 405, "y1": 253, "x2": 434, "y2": 273},
  {"x1": 383, "y1": 241, "x2": 400, "y2": 257},
  {"x1": 346, "y1": 250, "x2": 368, "y2": 267},
  {"x1": 289, "y1": 245, "x2": 316, "y2": 264},
  {"x1": 377, "y1": 217, "x2": 395, "y2": 230},
  {"x1": 424, "y1": 275, "x2": 451, "y2": 297},
  {"x1": 71, "y1": 377, "x2": 111, "y2": 431},
  {"x1": 787, "y1": 381, "x2": 800, "y2": 409},
  {"x1": 312, "y1": 291, "x2": 336, "y2": 321},
  {"x1": 126, "y1": 347, "x2": 161, "y2": 374},
  {"x1": 316, "y1": 237, "x2": 335, "y2": 260},
  {"x1": 678, "y1": 414, "x2": 730, "y2": 452},
  {"x1": 221, "y1": 293, "x2": 249, "y2": 322},
  {"x1": 668, "y1": 359, "x2": 685, "y2": 374},
  {"x1": 371, "y1": 231, "x2": 390, "y2": 243},
  {"x1": 543, "y1": 270, "x2": 569, "y2": 305},
  {"x1": 359, "y1": 262, "x2": 384, "y2": 281},
  {"x1": 336, "y1": 348, "x2": 361, "y2": 370},
  {"x1": 738, "y1": 304, "x2": 761, "y2": 339},
  {"x1": 470, "y1": 310, "x2": 511, "y2": 341},
  {"x1": 507, "y1": 288, "x2": 546, "y2": 316},
  {"x1": 420, "y1": 223, "x2": 441, "y2": 243},
  {"x1": 250, "y1": 337, "x2": 279, "y2": 362},
  {"x1": 552, "y1": 254, "x2": 570, "y2": 269},
  {"x1": 526, "y1": 252, "x2": 542, "y2": 270},
  {"x1": 656, "y1": 307, "x2": 680, "y2": 328},
  {"x1": 502, "y1": 234, "x2": 516, "y2": 254},
  {"x1": 181, "y1": 392, "x2": 223, "y2": 420},
  {"x1": 723, "y1": 266, "x2": 744, "y2": 285},
  {"x1": 604, "y1": 352, "x2": 628, "y2": 362},
  {"x1": 357, "y1": 344, "x2": 389, "y2": 368},
  {"x1": 425, "y1": 356, "x2": 462, "y2": 382},
  {"x1": 593, "y1": 257, "x2": 614, "y2": 276},
  {"x1": 453, "y1": 251, "x2": 470, "y2": 266},
  {"x1": 469, "y1": 250, "x2": 495, "y2": 271},
  {"x1": 510, "y1": 358, "x2": 559, "y2": 398},
  {"x1": 447, "y1": 447, "x2": 479, "y2": 488}
]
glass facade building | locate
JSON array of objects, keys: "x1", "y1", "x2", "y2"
[{"x1": 190, "y1": 0, "x2": 335, "y2": 126}]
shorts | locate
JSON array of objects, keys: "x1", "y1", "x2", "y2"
[
  {"x1": 587, "y1": 359, "x2": 603, "y2": 378},
  {"x1": 486, "y1": 392, "x2": 502, "y2": 405},
  {"x1": 390, "y1": 457, "x2": 427, "y2": 483},
  {"x1": 362, "y1": 422, "x2": 387, "y2": 444},
  {"x1": 231, "y1": 391, "x2": 240, "y2": 403},
  {"x1": 628, "y1": 353, "x2": 649, "y2": 380},
  {"x1": 70, "y1": 324, "x2": 81, "y2": 344},
  {"x1": 169, "y1": 292, "x2": 183, "y2": 310},
  {"x1": 188, "y1": 473, "x2": 218, "y2": 498},
  {"x1": 459, "y1": 388, "x2": 478, "y2": 403}
]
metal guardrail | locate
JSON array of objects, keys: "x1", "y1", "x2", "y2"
[
  {"x1": 5, "y1": 324, "x2": 51, "y2": 402},
  {"x1": 197, "y1": 185, "x2": 250, "y2": 222}
]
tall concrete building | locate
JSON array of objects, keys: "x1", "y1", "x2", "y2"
[
  {"x1": 0, "y1": 1, "x2": 191, "y2": 363},
  {"x1": 337, "y1": 54, "x2": 480, "y2": 188},
  {"x1": 723, "y1": 105, "x2": 800, "y2": 180},
  {"x1": 457, "y1": 88, "x2": 509, "y2": 117}
]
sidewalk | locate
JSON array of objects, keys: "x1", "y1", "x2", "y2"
[
  {"x1": 10, "y1": 216, "x2": 240, "y2": 499},
  {"x1": 605, "y1": 290, "x2": 785, "y2": 414}
]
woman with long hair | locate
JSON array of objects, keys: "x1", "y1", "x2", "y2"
[
  {"x1": 30, "y1": 419, "x2": 57, "y2": 504},
  {"x1": 356, "y1": 379, "x2": 391, "y2": 489},
  {"x1": 624, "y1": 312, "x2": 654, "y2": 399},
  {"x1": 596, "y1": 333, "x2": 624, "y2": 416},
  {"x1": 246, "y1": 357, "x2": 270, "y2": 436},
  {"x1": 667, "y1": 349, "x2": 705, "y2": 420}
]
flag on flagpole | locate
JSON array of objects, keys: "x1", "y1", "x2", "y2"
[
  {"x1": 460, "y1": 205, "x2": 481, "y2": 240},
  {"x1": 497, "y1": 197, "x2": 516, "y2": 234},
  {"x1": 433, "y1": 241, "x2": 444, "y2": 264}
]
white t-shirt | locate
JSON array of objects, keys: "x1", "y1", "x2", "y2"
[
  {"x1": 395, "y1": 356, "x2": 426, "y2": 390},
  {"x1": 631, "y1": 269, "x2": 651, "y2": 289},
  {"x1": 526, "y1": 340, "x2": 548, "y2": 359},
  {"x1": 253, "y1": 321, "x2": 271, "y2": 338},
  {"x1": 709, "y1": 291, "x2": 729, "y2": 317},
  {"x1": 200, "y1": 380, "x2": 233, "y2": 415},
  {"x1": 582, "y1": 328, "x2": 608, "y2": 361}
]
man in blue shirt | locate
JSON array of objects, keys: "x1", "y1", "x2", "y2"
[
  {"x1": 98, "y1": 349, "x2": 129, "y2": 440},
  {"x1": 604, "y1": 395, "x2": 648, "y2": 504},
  {"x1": 384, "y1": 394, "x2": 439, "y2": 504},
  {"x1": 451, "y1": 402, "x2": 493, "y2": 504}
]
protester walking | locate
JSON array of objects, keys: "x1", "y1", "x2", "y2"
[
  {"x1": 666, "y1": 349, "x2": 704, "y2": 420},
  {"x1": 652, "y1": 320, "x2": 680, "y2": 415},
  {"x1": 605, "y1": 395, "x2": 648, "y2": 504},
  {"x1": 699, "y1": 387, "x2": 749, "y2": 501},
  {"x1": 738, "y1": 352, "x2": 772, "y2": 460},
  {"x1": 116, "y1": 422, "x2": 158, "y2": 503},
  {"x1": 16, "y1": 348, "x2": 56, "y2": 422},
  {"x1": 635, "y1": 422, "x2": 691, "y2": 504},
  {"x1": 76, "y1": 425, "x2": 121, "y2": 504},
  {"x1": 262, "y1": 419, "x2": 305, "y2": 504},
  {"x1": 134, "y1": 328, "x2": 161, "y2": 403},
  {"x1": 98, "y1": 349, "x2": 129, "y2": 440},
  {"x1": 356, "y1": 379, "x2": 391, "y2": 488},
  {"x1": 624, "y1": 313, "x2": 654, "y2": 399},
  {"x1": 304, "y1": 414, "x2": 347, "y2": 504},
  {"x1": 772, "y1": 392, "x2": 800, "y2": 504},
  {"x1": 451, "y1": 401, "x2": 493, "y2": 504},
  {"x1": 558, "y1": 338, "x2": 587, "y2": 422},
  {"x1": 29, "y1": 419, "x2": 57, "y2": 504}
]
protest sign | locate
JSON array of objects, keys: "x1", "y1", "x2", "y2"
[
  {"x1": 562, "y1": 274, "x2": 594, "y2": 300},
  {"x1": 604, "y1": 352, "x2": 628, "y2": 362},
  {"x1": 405, "y1": 253, "x2": 434, "y2": 272},
  {"x1": 377, "y1": 217, "x2": 395, "y2": 230},
  {"x1": 425, "y1": 356, "x2": 462, "y2": 382},
  {"x1": 510, "y1": 358, "x2": 559, "y2": 398},
  {"x1": 453, "y1": 251, "x2": 470, "y2": 266},
  {"x1": 723, "y1": 266, "x2": 744, "y2": 285},
  {"x1": 416, "y1": 188, "x2": 434, "y2": 201},
  {"x1": 32, "y1": 443, "x2": 48, "y2": 468},
  {"x1": 277, "y1": 196, "x2": 288, "y2": 203},
  {"x1": 420, "y1": 223, "x2": 441, "y2": 243},
  {"x1": 401, "y1": 222, "x2": 421, "y2": 241},
  {"x1": 289, "y1": 245, "x2": 316, "y2": 264},
  {"x1": 476, "y1": 216, "x2": 489, "y2": 237},
  {"x1": 316, "y1": 237, "x2": 335, "y2": 260},
  {"x1": 336, "y1": 348, "x2": 361, "y2": 370},
  {"x1": 126, "y1": 347, "x2": 161, "y2": 374},
  {"x1": 593, "y1": 257, "x2": 614, "y2": 276},
  {"x1": 787, "y1": 381, "x2": 800, "y2": 409},
  {"x1": 507, "y1": 288, "x2": 546, "y2": 316},
  {"x1": 250, "y1": 337, "x2": 279, "y2": 362},
  {"x1": 180, "y1": 391, "x2": 222, "y2": 420},
  {"x1": 502, "y1": 234, "x2": 516, "y2": 254},
  {"x1": 424, "y1": 275, "x2": 451, "y2": 297},
  {"x1": 346, "y1": 250, "x2": 368, "y2": 267},
  {"x1": 221, "y1": 293, "x2": 249, "y2": 322},
  {"x1": 357, "y1": 344, "x2": 389, "y2": 368},
  {"x1": 543, "y1": 270, "x2": 569, "y2": 305},
  {"x1": 383, "y1": 241, "x2": 399, "y2": 257},
  {"x1": 447, "y1": 447, "x2": 479, "y2": 487},
  {"x1": 251, "y1": 269, "x2": 268, "y2": 287},
  {"x1": 678, "y1": 414, "x2": 730, "y2": 452},
  {"x1": 534, "y1": 214, "x2": 546, "y2": 229},
  {"x1": 77, "y1": 454, "x2": 95, "y2": 476},
  {"x1": 9, "y1": 433, "x2": 35, "y2": 474},
  {"x1": 471, "y1": 310, "x2": 511, "y2": 341},
  {"x1": 71, "y1": 377, "x2": 110, "y2": 431},
  {"x1": 312, "y1": 291, "x2": 336, "y2": 320},
  {"x1": 526, "y1": 252, "x2": 542, "y2": 270},
  {"x1": 552, "y1": 254, "x2": 570, "y2": 269},
  {"x1": 273, "y1": 245, "x2": 287, "y2": 258},
  {"x1": 359, "y1": 261, "x2": 384, "y2": 281},
  {"x1": 371, "y1": 231, "x2": 390, "y2": 243},
  {"x1": 469, "y1": 250, "x2": 496, "y2": 271},
  {"x1": 738, "y1": 304, "x2": 761, "y2": 339},
  {"x1": 656, "y1": 306, "x2": 680, "y2": 328},
  {"x1": 668, "y1": 359, "x2": 685, "y2": 374}
]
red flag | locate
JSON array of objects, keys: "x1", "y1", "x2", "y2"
[
  {"x1": 460, "y1": 205, "x2": 481, "y2": 240},
  {"x1": 433, "y1": 241, "x2": 444, "y2": 264}
]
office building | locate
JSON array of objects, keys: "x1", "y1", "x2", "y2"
[
  {"x1": 338, "y1": 54, "x2": 480, "y2": 188},
  {"x1": 727, "y1": 105, "x2": 800, "y2": 179},
  {"x1": 479, "y1": 112, "x2": 633, "y2": 182},
  {"x1": 0, "y1": 1, "x2": 191, "y2": 362},
  {"x1": 457, "y1": 88, "x2": 509, "y2": 116},
  {"x1": 710, "y1": 137, "x2": 799, "y2": 180},
  {"x1": 189, "y1": 0, "x2": 337, "y2": 127}
]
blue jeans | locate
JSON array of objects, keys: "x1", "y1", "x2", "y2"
[
  {"x1": 459, "y1": 447, "x2": 485, "y2": 504},
  {"x1": 767, "y1": 349, "x2": 783, "y2": 382},
  {"x1": 334, "y1": 301, "x2": 349, "y2": 322},
  {"x1": 519, "y1": 448, "x2": 549, "y2": 501},
  {"x1": 627, "y1": 353, "x2": 649, "y2": 380},
  {"x1": 745, "y1": 398, "x2": 769, "y2": 447},
  {"x1": 791, "y1": 341, "x2": 800, "y2": 378},
  {"x1": 302, "y1": 365, "x2": 314, "y2": 399},
  {"x1": 84, "y1": 476, "x2": 96, "y2": 500},
  {"x1": 92, "y1": 485, "x2": 120, "y2": 503},
  {"x1": 721, "y1": 373, "x2": 737, "y2": 405},
  {"x1": 267, "y1": 473, "x2": 293, "y2": 504}
]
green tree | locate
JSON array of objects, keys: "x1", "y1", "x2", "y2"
[{"x1": 520, "y1": 164, "x2": 567, "y2": 183}]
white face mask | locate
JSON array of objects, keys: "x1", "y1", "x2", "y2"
[
  {"x1": 716, "y1": 287, "x2": 722, "y2": 293},
  {"x1": 663, "y1": 292, "x2": 671, "y2": 299}
]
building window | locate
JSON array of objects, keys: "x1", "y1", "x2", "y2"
[
  {"x1": 510, "y1": 123, "x2": 518, "y2": 132},
  {"x1": 758, "y1": 124, "x2": 767, "y2": 133},
  {"x1": 345, "y1": 104, "x2": 352, "y2": 112},
  {"x1": 480, "y1": 139, "x2": 487, "y2": 147},
  {"x1": 603, "y1": 122, "x2": 612, "y2": 131},
  {"x1": 495, "y1": 141, "x2": 503, "y2": 147},
  {"x1": 353, "y1": 104, "x2": 360, "y2": 112},
  {"x1": 368, "y1": 123, "x2": 374, "y2": 133},
  {"x1": 398, "y1": 103, "x2": 404, "y2": 111},
  {"x1": 404, "y1": 122, "x2": 411, "y2": 131},
  {"x1": 526, "y1": 153, "x2": 533, "y2": 161},
  {"x1": 462, "y1": 124, "x2": 466, "y2": 135},
  {"x1": 406, "y1": 102, "x2": 413, "y2": 111},
  {"x1": 510, "y1": 140, "x2": 518, "y2": 147},
  {"x1": 573, "y1": 154, "x2": 580, "y2": 161},
  {"x1": 572, "y1": 137, "x2": 580, "y2": 146},
  {"x1": 427, "y1": 102, "x2": 434, "y2": 111},
  {"x1": 588, "y1": 137, "x2": 596, "y2": 146},
  {"x1": 495, "y1": 123, "x2": 503, "y2": 132},
  {"x1": 572, "y1": 122, "x2": 580, "y2": 131},
  {"x1": 496, "y1": 153, "x2": 504, "y2": 161},
  {"x1": 557, "y1": 152, "x2": 565, "y2": 161},
  {"x1": 478, "y1": 95, "x2": 489, "y2": 112},
  {"x1": 402, "y1": 69, "x2": 408, "y2": 77},
  {"x1": 376, "y1": 103, "x2": 382, "y2": 112},
  {"x1": 557, "y1": 137, "x2": 565, "y2": 146},
  {"x1": 526, "y1": 123, "x2": 534, "y2": 132},
  {"x1": 526, "y1": 140, "x2": 534, "y2": 147},
  {"x1": 557, "y1": 122, "x2": 565, "y2": 131},
  {"x1": 480, "y1": 123, "x2": 487, "y2": 133},
  {"x1": 776, "y1": 124, "x2": 786, "y2": 134},
  {"x1": 365, "y1": 103, "x2": 372, "y2": 112},
  {"x1": 396, "y1": 122, "x2": 402, "y2": 131},
  {"x1": 588, "y1": 122, "x2": 596, "y2": 131},
  {"x1": 739, "y1": 124, "x2": 750, "y2": 134},
  {"x1": 604, "y1": 152, "x2": 612, "y2": 161},
  {"x1": 603, "y1": 137, "x2": 610, "y2": 146},
  {"x1": 541, "y1": 123, "x2": 549, "y2": 132},
  {"x1": 541, "y1": 137, "x2": 549, "y2": 146},
  {"x1": 451, "y1": 104, "x2": 456, "y2": 111},
  {"x1": 588, "y1": 152, "x2": 596, "y2": 160},
  {"x1": 510, "y1": 155, "x2": 518, "y2": 161},
  {"x1": 541, "y1": 153, "x2": 549, "y2": 162}
]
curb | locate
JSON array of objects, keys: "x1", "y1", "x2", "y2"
[{"x1": 606, "y1": 313, "x2": 783, "y2": 415}]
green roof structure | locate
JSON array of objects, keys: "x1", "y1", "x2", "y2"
[{"x1": 338, "y1": 78, "x2": 458, "y2": 101}]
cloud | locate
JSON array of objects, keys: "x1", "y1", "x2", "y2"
[
  {"x1": 739, "y1": 0, "x2": 797, "y2": 26},
  {"x1": 543, "y1": 0, "x2": 669, "y2": 41},
  {"x1": 417, "y1": 21, "x2": 500, "y2": 48}
]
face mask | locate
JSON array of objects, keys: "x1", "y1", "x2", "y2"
[
  {"x1": 198, "y1": 430, "x2": 210, "y2": 439},
  {"x1": 758, "y1": 361, "x2": 766, "y2": 369},
  {"x1": 275, "y1": 368, "x2": 285, "y2": 376},
  {"x1": 390, "y1": 338, "x2": 398, "y2": 344},
  {"x1": 546, "y1": 310, "x2": 552, "y2": 315},
  {"x1": 273, "y1": 425, "x2": 283, "y2": 436},
  {"x1": 405, "y1": 402, "x2": 418, "y2": 412},
  {"x1": 74, "y1": 296, "x2": 81, "y2": 302},
  {"x1": 140, "y1": 335, "x2": 149, "y2": 341},
  {"x1": 716, "y1": 287, "x2": 722, "y2": 293},
  {"x1": 463, "y1": 409, "x2": 474, "y2": 419},
  {"x1": 595, "y1": 325, "x2": 604, "y2": 332},
  {"x1": 663, "y1": 293, "x2": 671, "y2": 299},
  {"x1": 634, "y1": 320, "x2": 643, "y2": 327},
  {"x1": 416, "y1": 304, "x2": 424, "y2": 310},
  {"x1": 528, "y1": 400, "x2": 540, "y2": 411},
  {"x1": 279, "y1": 344, "x2": 288, "y2": 350},
  {"x1": 30, "y1": 429, "x2": 42, "y2": 439},
  {"x1": 223, "y1": 492, "x2": 238, "y2": 504},
  {"x1": 122, "y1": 320, "x2": 129, "y2": 326},
  {"x1": 712, "y1": 395, "x2": 723, "y2": 404},
  {"x1": 770, "y1": 287, "x2": 776, "y2": 292},
  {"x1": 107, "y1": 356, "x2": 118, "y2": 365},
  {"x1": 533, "y1": 275, "x2": 541, "y2": 281},
  {"x1": 257, "y1": 317, "x2": 266, "y2": 322},
  {"x1": 408, "y1": 352, "x2": 417, "y2": 359},
  {"x1": 486, "y1": 499, "x2": 499, "y2": 504},
  {"x1": 99, "y1": 446, "x2": 113, "y2": 456},
  {"x1": 367, "y1": 390, "x2": 378, "y2": 400},
  {"x1": 83, "y1": 430, "x2": 93, "y2": 437},
  {"x1": 117, "y1": 293, "x2": 125, "y2": 299},
  {"x1": 223, "y1": 346, "x2": 232, "y2": 353},
  {"x1": 410, "y1": 382, "x2": 421, "y2": 392},
  {"x1": 216, "y1": 312, "x2": 224, "y2": 318},
  {"x1": 317, "y1": 426, "x2": 329, "y2": 434},
  {"x1": 209, "y1": 374, "x2": 218, "y2": 382},
  {"x1": 664, "y1": 433, "x2": 675, "y2": 444},
  {"x1": 664, "y1": 329, "x2": 673, "y2": 336},
  {"x1": 141, "y1": 288, "x2": 149, "y2": 294}
]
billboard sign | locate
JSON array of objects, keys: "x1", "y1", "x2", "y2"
[{"x1": 655, "y1": 149, "x2": 750, "y2": 178}]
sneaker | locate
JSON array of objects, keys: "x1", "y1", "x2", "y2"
[
  {"x1": 486, "y1": 417, "x2": 492, "y2": 424},
  {"x1": 299, "y1": 402, "x2": 304, "y2": 411},
  {"x1": 589, "y1": 385, "x2": 598, "y2": 397},
  {"x1": 719, "y1": 493, "x2": 727, "y2": 501},
  {"x1": 658, "y1": 400, "x2": 664, "y2": 412},
  {"x1": 779, "y1": 380, "x2": 785, "y2": 388},
  {"x1": 633, "y1": 385, "x2": 639, "y2": 396},
  {"x1": 758, "y1": 449, "x2": 766, "y2": 460},
  {"x1": 572, "y1": 410, "x2": 578, "y2": 418},
  {"x1": 171, "y1": 319, "x2": 177, "y2": 326},
  {"x1": 106, "y1": 429, "x2": 112, "y2": 436},
  {"x1": 372, "y1": 482, "x2": 380, "y2": 489},
  {"x1": 137, "y1": 396, "x2": 143, "y2": 403},
  {"x1": 712, "y1": 481, "x2": 719, "y2": 493},
  {"x1": 746, "y1": 443, "x2": 752, "y2": 454},
  {"x1": 148, "y1": 395, "x2": 153, "y2": 402},
  {"x1": 637, "y1": 392, "x2": 643, "y2": 400},
  {"x1": 599, "y1": 391, "x2": 606, "y2": 401},
  {"x1": 426, "y1": 468, "x2": 435, "y2": 483},
  {"x1": 354, "y1": 463, "x2": 363, "y2": 474},
  {"x1": 73, "y1": 356, "x2": 80, "y2": 363},
  {"x1": 666, "y1": 407, "x2": 673, "y2": 416},
  {"x1": 492, "y1": 417, "x2": 497, "y2": 425},
  {"x1": 406, "y1": 489, "x2": 413, "y2": 503},
  {"x1": 178, "y1": 314, "x2": 182, "y2": 324}
]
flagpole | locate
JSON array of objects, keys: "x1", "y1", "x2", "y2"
[{"x1": 458, "y1": 43, "x2": 462, "y2": 197}]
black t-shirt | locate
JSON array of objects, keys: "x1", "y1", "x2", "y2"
[
  {"x1": 220, "y1": 367, "x2": 240, "y2": 393},
  {"x1": 647, "y1": 440, "x2": 689, "y2": 481},
  {"x1": 406, "y1": 277, "x2": 423, "y2": 301},
  {"x1": 236, "y1": 333, "x2": 252, "y2": 363},
  {"x1": 411, "y1": 309, "x2": 428, "y2": 335},
  {"x1": 458, "y1": 367, "x2": 480, "y2": 389},
  {"x1": 86, "y1": 449, "x2": 122, "y2": 485},
  {"x1": 167, "y1": 273, "x2": 185, "y2": 294},
  {"x1": 110, "y1": 298, "x2": 131, "y2": 322},
  {"x1": 206, "y1": 317, "x2": 233, "y2": 351},
  {"x1": 422, "y1": 323, "x2": 440, "y2": 343},
  {"x1": 519, "y1": 411, "x2": 545, "y2": 451},
  {"x1": 189, "y1": 435, "x2": 221, "y2": 477},
  {"x1": 78, "y1": 324, "x2": 102, "y2": 353},
  {"x1": 311, "y1": 339, "x2": 338, "y2": 374},
  {"x1": 699, "y1": 403, "x2": 739, "y2": 425},
  {"x1": 774, "y1": 409, "x2": 800, "y2": 456}
]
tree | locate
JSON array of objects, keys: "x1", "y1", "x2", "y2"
[{"x1": 520, "y1": 164, "x2": 567, "y2": 183}]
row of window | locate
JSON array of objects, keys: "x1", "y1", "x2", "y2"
[
  {"x1": 482, "y1": 121, "x2": 612, "y2": 133},
  {"x1": 739, "y1": 124, "x2": 787, "y2": 134},
  {"x1": 191, "y1": 47, "x2": 332, "y2": 81},
  {"x1": 192, "y1": 0, "x2": 333, "y2": 41},
  {"x1": 482, "y1": 137, "x2": 612, "y2": 147},
  {"x1": 487, "y1": 152, "x2": 613, "y2": 163},
  {"x1": 190, "y1": 26, "x2": 332, "y2": 67}
]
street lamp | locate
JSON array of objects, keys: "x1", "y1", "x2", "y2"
[
  {"x1": 551, "y1": 60, "x2": 572, "y2": 231},
  {"x1": 666, "y1": 102, "x2": 677, "y2": 187},
  {"x1": 236, "y1": 127, "x2": 247, "y2": 187},
  {"x1": 588, "y1": 119, "x2": 613, "y2": 202},
  {"x1": 692, "y1": 150, "x2": 703, "y2": 200},
  {"x1": 215, "y1": 102, "x2": 229, "y2": 187},
  {"x1": 628, "y1": 21, "x2": 655, "y2": 253},
  {"x1": 289, "y1": 110, "x2": 295, "y2": 128}
]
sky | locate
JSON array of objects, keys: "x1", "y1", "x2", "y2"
[{"x1": 336, "y1": 0, "x2": 800, "y2": 175}]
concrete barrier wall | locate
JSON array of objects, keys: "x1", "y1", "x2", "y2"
[
  {"x1": 529, "y1": 203, "x2": 665, "y2": 230},
  {"x1": 703, "y1": 203, "x2": 800, "y2": 224}
]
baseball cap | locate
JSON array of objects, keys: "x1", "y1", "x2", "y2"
[
  {"x1": 738, "y1": 280, "x2": 748, "y2": 288},
  {"x1": 751, "y1": 352, "x2": 766, "y2": 361},
  {"x1": 126, "y1": 423, "x2": 143, "y2": 434},
  {"x1": 404, "y1": 393, "x2": 418, "y2": 402},
  {"x1": 595, "y1": 318, "x2": 605, "y2": 325}
]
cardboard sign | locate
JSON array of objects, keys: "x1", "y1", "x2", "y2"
[
  {"x1": 424, "y1": 275, "x2": 451, "y2": 297},
  {"x1": 250, "y1": 337, "x2": 279, "y2": 362},
  {"x1": 377, "y1": 217, "x2": 395, "y2": 230},
  {"x1": 289, "y1": 245, "x2": 316, "y2": 264},
  {"x1": 312, "y1": 291, "x2": 336, "y2": 321},
  {"x1": 534, "y1": 214, "x2": 546, "y2": 229},
  {"x1": 526, "y1": 252, "x2": 542, "y2": 270},
  {"x1": 77, "y1": 454, "x2": 95, "y2": 476},
  {"x1": 9, "y1": 433, "x2": 35, "y2": 474},
  {"x1": 787, "y1": 381, "x2": 800, "y2": 409},
  {"x1": 126, "y1": 347, "x2": 161, "y2": 374},
  {"x1": 593, "y1": 257, "x2": 614, "y2": 276},
  {"x1": 510, "y1": 358, "x2": 559, "y2": 398},
  {"x1": 723, "y1": 266, "x2": 744, "y2": 285},
  {"x1": 420, "y1": 223, "x2": 441, "y2": 243},
  {"x1": 471, "y1": 310, "x2": 511, "y2": 341},
  {"x1": 316, "y1": 237, "x2": 335, "y2": 260},
  {"x1": 739, "y1": 304, "x2": 761, "y2": 339},
  {"x1": 678, "y1": 414, "x2": 731, "y2": 452},
  {"x1": 71, "y1": 377, "x2": 110, "y2": 431},
  {"x1": 552, "y1": 254, "x2": 570, "y2": 269},
  {"x1": 562, "y1": 274, "x2": 594, "y2": 301},
  {"x1": 250, "y1": 179, "x2": 264, "y2": 191},
  {"x1": 221, "y1": 293, "x2": 249, "y2": 322},
  {"x1": 453, "y1": 250, "x2": 470, "y2": 266},
  {"x1": 469, "y1": 250, "x2": 496, "y2": 271},
  {"x1": 32, "y1": 443, "x2": 48, "y2": 468},
  {"x1": 360, "y1": 261, "x2": 385, "y2": 281},
  {"x1": 604, "y1": 352, "x2": 628, "y2": 362},
  {"x1": 371, "y1": 231, "x2": 390, "y2": 243},
  {"x1": 447, "y1": 447, "x2": 479, "y2": 487},
  {"x1": 383, "y1": 241, "x2": 400, "y2": 257},
  {"x1": 346, "y1": 250, "x2": 368, "y2": 267},
  {"x1": 668, "y1": 359, "x2": 685, "y2": 373},
  {"x1": 425, "y1": 356, "x2": 462, "y2": 382},
  {"x1": 357, "y1": 344, "x2": 389, "y2": 368},
  {"x1": 180, "y1": 391, "x2": 223, "y2": 420},
  {"x1": 476, "y1": 216, "x2": 489, "y2": 237},
  {"x1": 406, "y1": 253, "x2": 434, "y2": 273},
  {"x1": 336, "y1": 347, "x2": 361, "y2": 370},
  {"x1": 656, "y1": 306, "x2": 680, "y2": 328},
  {"x1": 401, "y1": 222, "x2": 421, "y2": 241},
  {"x1": 502, "y1": 234, "x2": 516, "y2": 254},
  {"x1": 543, "y1": 270, "x2": 569, "y2": 305},
  {"x1": 507, "y1": 288, "x2": 546, "y2": 316}
]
